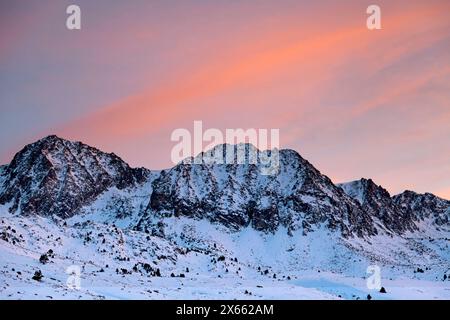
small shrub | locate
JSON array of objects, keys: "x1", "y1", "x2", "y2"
[
  {"x1": 39, "y1": 254, "x2": 49, "y2": 264},
  {"x1": 32, "y1": 270, "x2": 43, "y2": 281}
]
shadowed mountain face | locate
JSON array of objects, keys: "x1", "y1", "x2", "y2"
[
  {"x1": 338, "y1": 179, "x2": 450, "y2": 232},
  {"x1": 338, "y1": 179, "x2": 417, "y2": 234},
  {"x1": 0, "y1": 136, "x2": 448, "y2": 238},
  {"x1": 393, "y1": 190, "x2": 450, "y2": 227}
]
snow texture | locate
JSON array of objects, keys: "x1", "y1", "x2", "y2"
[{"x1": 1, "y1": 136, "x2": 449, "y2": 300}]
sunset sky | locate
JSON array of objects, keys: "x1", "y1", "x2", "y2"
[{"x1": 0, "y1": 0, "x2": 449, "y2": 199}]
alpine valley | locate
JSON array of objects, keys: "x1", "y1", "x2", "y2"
[{"x1": 1, "y1": 135, "x2": 449, "y2": 299}]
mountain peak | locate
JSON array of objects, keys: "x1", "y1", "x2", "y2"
[
  {"x1": 39, "y1": 134, "x2": 64, "y2": 142},
  {"x1": 32, "y1": 134, "x2": 74, "y2": 150},
  {"x1": 337, "y1": 178, "x2": 385, "y2": 205},
  {"x1": 338, "y1": 178, "x2": 418, "y2": 234},
  {"x1": 0, "y1": 136, "x2": 150, "y2": 218},
  {"x1": 148, "y1": 143, "x2": 377, "y2": 237},
  {"x1": 393, "y1": 190, "x2": 450, "y2": 226},
  {"x1": 32, "y1": 134, "x2": 90, "y2": 151},
  {"x1": 360, "y1": 177, "x2": 374, "y2": 184},
  {"x1": 181, "y1": 143, "x2": 280, "y2": 166}
]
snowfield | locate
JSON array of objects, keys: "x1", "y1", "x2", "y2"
[{"x1": 1, "y1": 210, "x2": 449, "y2": 300}]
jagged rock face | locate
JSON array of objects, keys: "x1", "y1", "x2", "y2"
[
  {"x1": 0, "y1": 165, "x2": 6, "y2": 188},
  {"x1": 0, "y1": 135, "x2": 149, "y2": 218},
  {"x1": 338, "y1": 179, "x2": 417, "y2": 234},
  {"x1": 148, "y1": 144, "x2": 377, "y2": 237},
  {"x1": 393, "y1": 191, "x2": 450, "y2": 226}
]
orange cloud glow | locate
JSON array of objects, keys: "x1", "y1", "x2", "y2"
[{"x1": 2, "y1": 0, "x2": 449, "y2": 198}]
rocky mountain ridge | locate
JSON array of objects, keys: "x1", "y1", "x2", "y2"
[{"x1": 0, "y1": 136, "x2": 448, "y2": 238}]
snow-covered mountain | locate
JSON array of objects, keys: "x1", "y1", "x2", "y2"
[
  {"x1": 0, "y1": 136, "x2": 449, "y2": 300},
  {"x1": 146, "y1": 144, "x2": 376, "y2": 237},
  {"x1": 337, "y1": 179, "x2": 417, "y2": 235},
  {"x1": 0, "y1": 135, "x2": 150, "y2": 218},
  {"x1": 393, "y1": 190, "x2": 450, "y2": 228},
  {"x1": 339, "y1": 179, "x2": 450, "y2": 235}
]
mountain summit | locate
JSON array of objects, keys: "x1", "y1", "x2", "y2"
[
  {"x1": 148, "y1": 146, "x2": 376, "y2": 237},
  {"x1": 0, "y1": 135, "x2": 149, "y2": 218},
  {"x1": 338, "y1": 178, "x2": 417, "y2": 234}
]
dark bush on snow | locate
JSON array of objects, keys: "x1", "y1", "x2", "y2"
[
  {"x1": 32, "y1": 270, "x2": 43, "y2": 281},
  {"x1": 39, "y1": 254, "x2": 49, "y2": 264}
]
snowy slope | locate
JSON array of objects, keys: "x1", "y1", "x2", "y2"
[
  {"x1": 1, "y1": 136, "x2": 449, "y2": 300},
  {"x1": 1, "y1": 212, "x2": 449, "y2": 300}
]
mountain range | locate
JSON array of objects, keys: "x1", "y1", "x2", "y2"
[{"x1": 1, "y1": 135, "x2": 449, "y2": 300}]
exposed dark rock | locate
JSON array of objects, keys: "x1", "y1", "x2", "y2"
[
  {"x1": 393, "y1": 191, "x2": 450, "y2": 226},
  {"x1": 339, "y1": 178, "x2": 417, "y2": 234}
]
